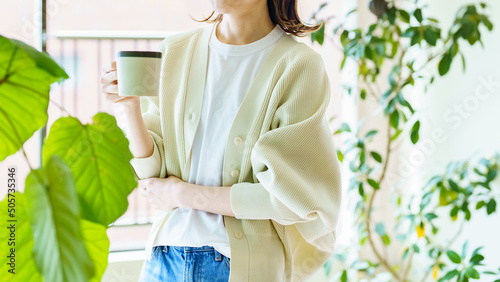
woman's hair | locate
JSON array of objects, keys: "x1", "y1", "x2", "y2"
[{"x1": 192, "y1": 0, "x2": 323, "y2": 37}]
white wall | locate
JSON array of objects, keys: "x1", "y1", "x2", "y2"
[{"x1": 420, "y1": 0, "x2": 500, "y2": 275}]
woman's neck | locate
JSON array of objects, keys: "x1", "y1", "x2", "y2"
[{"x1": 215, "y1": 12, "x2": 275, "y2": 45}]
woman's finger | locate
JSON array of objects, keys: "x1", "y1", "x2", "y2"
[
  {"x1": 101, "y1": 71, "x2": 117, "y2": 84},
  {"x1": 103, "y1": 61, "x2": 117, "y2": 73},
  {"x1": 102, "y1": 84, "x2": 118, "y2": 95}
]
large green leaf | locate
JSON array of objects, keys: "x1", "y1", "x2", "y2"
[
  {"x1": 0, "y1": 192, "x2": 42, "y2": 282},
  {"x1": 0, "y1": 36, "x2": 66, "y2": 162},
  {"x1": 10, "y1": 39, "x2": 68, "y2": 82},
  {"x1": 81, "y1": 219, "x2": 109, "y2": 282},
  {"x1": 42, "y1": 113, "x2": 137, "y2": 226},
  {"x1": 25, "y1": 155, "x2": 95, "y2": 282}
]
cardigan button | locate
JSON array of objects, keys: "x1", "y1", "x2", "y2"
[
  {"x1": 234, "y1": 231, "x2": 243, "y2": 239},
  {"x1": 233, "y1": 137, "x2": 243, "y2": 145},
  {"x1": 231, "y1": 169, "x2": 239, "y2": 178}
]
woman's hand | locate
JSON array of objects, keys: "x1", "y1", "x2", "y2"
[
  {"x1": 100, "y1": 61, "x2": 140, "y2": 107},
  {"x1": 138, "y1": 176, "x2": 184, "y2": 211}
]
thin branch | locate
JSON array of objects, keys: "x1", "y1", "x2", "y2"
[
  {"x1": 402, "y1": 249, "x2": 414, "y2": 281},
  {"x1": 364, "y1": 122, "x2": 400, "y2": 281}
]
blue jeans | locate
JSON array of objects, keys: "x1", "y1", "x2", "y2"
[{"x1": 138, "y1": 245, "x2": 230, "y2": 282}]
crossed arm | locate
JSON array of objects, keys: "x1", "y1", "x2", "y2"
[{"x1": 137, "y1": 176, "x2": 236, "y2": 217}]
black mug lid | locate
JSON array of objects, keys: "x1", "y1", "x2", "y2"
[{"x1": 117, "y1": 51, "x2": 162, "y2": 58}]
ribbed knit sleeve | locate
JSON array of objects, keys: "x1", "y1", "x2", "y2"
[
  {"x1": 128, "y1": 39, "x2": 170, "y2": 180},
  {"x1": 128, "y1": 97, "x2": 165, "y2": 180},
  {"x1": 229, "y1": 50, "x2": 342, "y2": 247}
]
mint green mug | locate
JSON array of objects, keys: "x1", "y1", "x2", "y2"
[{"x1": 116, "y1": 51, "x2": 162, "y2": 97}]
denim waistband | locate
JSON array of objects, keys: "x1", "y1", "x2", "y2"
[
  {"x1": 168, "y1": 245, "x2": 215, "y2": 253},
  {"x1": 151, "y1": 245, "x2": 225, "y2": 262}
]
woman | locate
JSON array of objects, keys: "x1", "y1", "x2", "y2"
[{"x1": 100, "y1": 0, "x2": 342, "y2": 281}]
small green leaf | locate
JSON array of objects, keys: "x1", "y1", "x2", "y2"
[
  {"x1": 341, "y1": 270, "x2": 347, "y2": 282},
  {"x1": 487, "y1": 199, "x2": 496, "y2": 215},
  {"x1": 371, "y1": 151, "x2": 382, "y2": 163},
  {"x1": 398, "y1": 10, "x2": 410, "y2": 23},
  {"x1": 481, "y1": 17, "x2": 493, "y2": 31},
  {"x1": 390, "y1": 111, "x2": 400, "y2": 129},
  {"x1": 375, "y1": 223, "x2": 386, "y2": 236},
  {"x1": 358, "y1": 182, "x2": 364, "y2": 196},
  {"x1": 414, "y1": 9, "x2": 423, "y2": 23},
  {"x1": 360, "y1": 89, "x2": 367, "y2": 100},
  {"x1": 412, "y1": 244, "x2": 420, "y2": 253},
  {"x1": 423, "y1": 27, "x2": 438, "y2": 46},
  {"x1": 365, "y1": 130, "x2": 378, "y2": 138},
  {"x1": 312, "y1": 23, "x2": 325, "y2": 45},
  {"x1": 465, "y1": 266, "x2": 480, "y2": 279},
  {"x1": 470, "y1": 254, "x2": 484, "y2": 264},
  {"x1": 446, "y1": 250, "x2": 461, "y2": 264},
  {"x1": 337, "y1": 149, "x2": 344, "y2": 162},
  {"x1": 424, "y1": 213, "x2": 438, "y2": 221},
  {"x1": 367, "y1": 178, "x2": 380, "y2": 189},
  {"x1": 448, "y1": 179, "x2": 460, "y2": 192},
  {"x1": 460, "y1": 53, "x2": 466, "y2": 72},
  {"x1": 382, "y1": 234, "x2": 391, "y2": 245},
  {"x1": 476, "y1": 201, "x2": 485, "y2": 209},
  {"x1": 334, "y1": 123, "x2": 351, "y2": 134},
  {"x1": 391, "y1": 129, "x2": 403, "y2": 141},
  {"x1": 439, "y1": 53, "x2": 453, "y2": 76},
  {"x1": 340, "y1": 30, "x2": 349, "y2": 46},
  {"x1": 440, "y1": 270, "x2": 459, "y2": 281},
  {"x1": 410, "y1": 120, "x2": 420, "y2": 144},
  {"x1": 360, "y1": 150, "x2": 366, "y2": 165},
  {"x1": 402, "y1": 248, "x2": 409, "y2": 259},
  {"x1": 460, "y1": 22, "x2": 475, "y2": 39},
  {"x1": 462, "y1": 240, "x2": 469, "y2": 258}
]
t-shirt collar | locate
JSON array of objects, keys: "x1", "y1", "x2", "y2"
[{"x1": 209, "y1": 22, "x2": 286, "y2": 56}]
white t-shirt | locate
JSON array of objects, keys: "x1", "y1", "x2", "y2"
[{"x1": 153, "y1": 22, "x2": 286, "y2": 259}]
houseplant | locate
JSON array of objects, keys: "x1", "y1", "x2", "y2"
[
  {"x1": 309, "y1": 1, "x2": 500, "y2": 281},
  {"x1": 0, "y1": 36, "x2": 137, "y2": 281}
]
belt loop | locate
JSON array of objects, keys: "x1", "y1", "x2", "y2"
[{"x1": 214, "y1": 249, "x2": 222, "y2": 261}]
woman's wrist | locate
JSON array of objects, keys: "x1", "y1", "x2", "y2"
[
  {"x1": 175, "y1": 181, "x2": 193, "y2": 209},
  {"x1": 121, "y1": 100, "x2": 141, "y2": 114}
]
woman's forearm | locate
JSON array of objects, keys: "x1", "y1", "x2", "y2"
[
  {"x1": 119, "y1": 102, "x2": 155, "y2": 159},
  {"x1": 177, "y1": 181, "x2": 236, "y2": 217}
]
